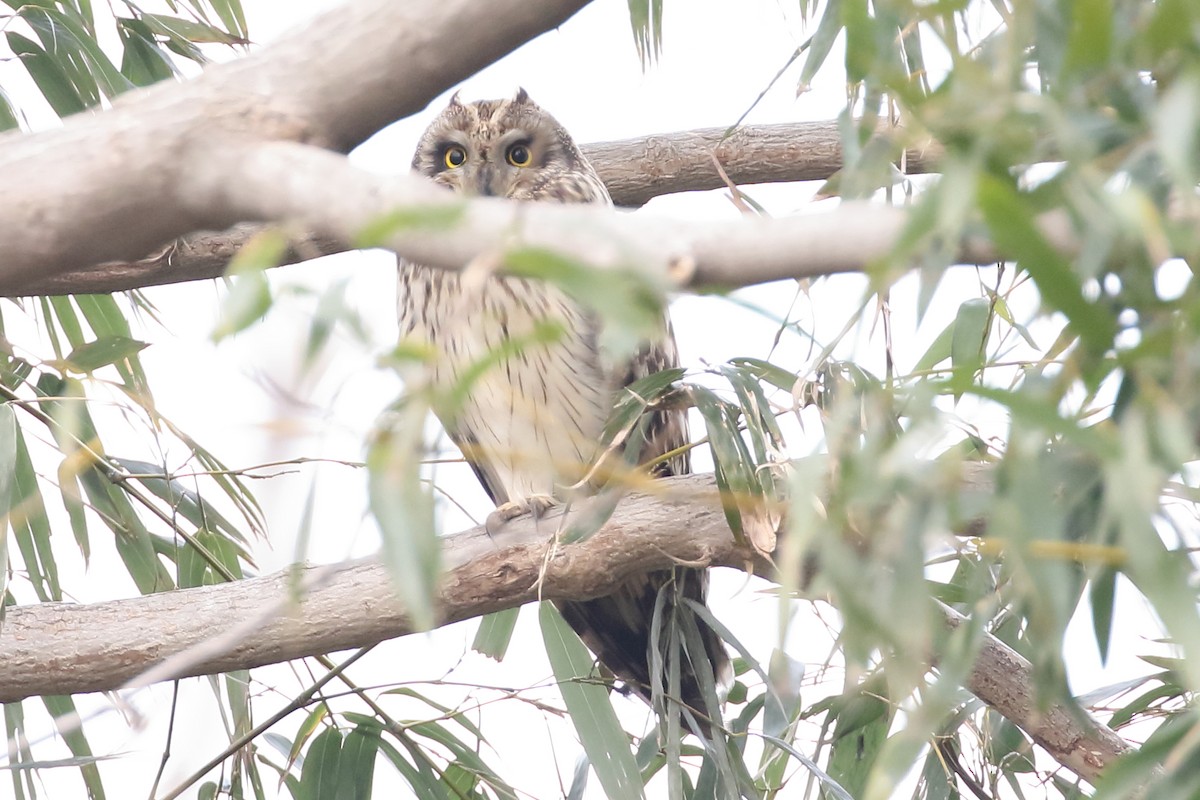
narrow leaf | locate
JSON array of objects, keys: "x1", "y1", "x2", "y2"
[
  {"x1": 539, "y1": 602, "x2": 645, "y2": 800},
  {"x1": 472, "y1": 608, "x2": 519, "y2": 661}
]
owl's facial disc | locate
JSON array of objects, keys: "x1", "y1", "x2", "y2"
[
  {"x1": 442, "y1": 128, "x2": 540, "y2": 198},
  {"x1": 415, "y1": 94, "x2": 599, "y2": 203}
]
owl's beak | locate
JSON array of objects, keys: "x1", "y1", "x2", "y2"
[{"x1": 474, "y1": 166, "x2": 497, "y2": 197}]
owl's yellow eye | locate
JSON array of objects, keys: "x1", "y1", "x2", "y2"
[
  {"x1": 443, "y1": 146, "x2": 467, "y2": 169},
  {"x1": 506, "y1": 143, "x2": 532, "y2": 167}
]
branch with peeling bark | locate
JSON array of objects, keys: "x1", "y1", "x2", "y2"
[{"x1": 0, "y1": 471, "x2": 1130, "y2": 784}]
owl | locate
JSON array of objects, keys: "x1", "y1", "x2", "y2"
[{"x1": 397, "y1": 90, "x2": 730, "y2": 727}]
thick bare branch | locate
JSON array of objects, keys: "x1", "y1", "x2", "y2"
[
  {"x1": 0, "y1": 468, "x2": 1129, "y2": 784},
  {"x1": 0, "y1": 475, "x2": 756, "y2": 702},
  {"x1": 6, "y1": 121, "x2": 941, "y2": 297},
  {"x1": 0, "y1": 0, "x2": 590, "y2": 289},
  {"x1": 0, "y1": 133, "x2": 1008, "y2": 299},
  {"x1": 588, "y1": 120, "x2": 940, "y2": 207},
  {"x1": 177, "y1": 139, "x2": 1040, "y2": 289},
  {"x1": 942, "y1": 605, "x2": 1129, "y2": 785}
]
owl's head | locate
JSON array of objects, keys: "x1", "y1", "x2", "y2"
[{"x1": 411, "y1": 89, "x2": 609, "y2": 205}]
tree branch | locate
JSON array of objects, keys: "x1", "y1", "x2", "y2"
[
  {"x1": 0, "y1": 129, "x2": 1013, "y2": 298},
  {"x1": 0, "y1": 469, "x2": 1130, "y2": 784},
  {"x1": 0, "y1": 475, "x2": 758, "y2": 702},
  {"x1": 0, "y1": 0, "x2": 591, "y2": 289},
  {"x1": 6, "y1": 121, "x2": 942, "y2": 297},
  {"x1": 586, "y1": 120, "x2": 940, "y2": 207},
  {"x1": 0, "y1": 0, "x2": 1081, "y2": 298}
]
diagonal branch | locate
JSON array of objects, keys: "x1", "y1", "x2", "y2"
[
  {"x1": 0, "y1": 470, "x2": 1130, "y2": 784},
  {"x1": 0, "y1": 0, "x2": 592, "y2": 289}
]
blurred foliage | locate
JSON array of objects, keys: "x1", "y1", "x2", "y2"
[{"x1": 2, "y1": 0, "x2": 1200, "y2": 798}]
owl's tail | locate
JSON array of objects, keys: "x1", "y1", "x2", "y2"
[{"x1": 555, "y1": 566, "x2": 732, "y2": 737}]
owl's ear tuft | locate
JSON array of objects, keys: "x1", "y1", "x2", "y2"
[
  {"x1": 448, "y1": 91, "x2": 463, "y2": 107},
  {"x1": 514, "y1": 87, "x2": 531, "y2": 104}
]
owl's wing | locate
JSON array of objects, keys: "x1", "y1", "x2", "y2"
[
  {"x1": 443, "y1": 428, "x2": 509, "y2": 506},
  {"x1": 556, "y1": 326, "x2": 732, "y2": 733}
]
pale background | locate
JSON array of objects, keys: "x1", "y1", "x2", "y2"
[{"x1": 1, "y1": 0, "x2": 1166, "y2": 797}]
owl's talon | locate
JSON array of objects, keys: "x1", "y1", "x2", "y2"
[{"x1": 485, "y1": 495, "x2": 558, "y2": 535}]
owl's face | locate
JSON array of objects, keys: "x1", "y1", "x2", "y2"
[{"x1": 411, "y1": 89, "x2": 609, "y2": 206}]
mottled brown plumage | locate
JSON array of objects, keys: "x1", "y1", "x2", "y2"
[{"x1": 397, "y1": 91, "x2": 729, "y2": 727}]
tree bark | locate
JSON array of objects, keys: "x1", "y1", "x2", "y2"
[
  {"x1": 0, "y1": 0, "x2": 1134, "y2": 787},
  {"x1": 0, "y1": 125, "x2": 1028, "y2": 298},
  {"x1": 0, "y1": 0, "x2": 592, "y2": 289},
  {"x1": 6, "y1": 122, "x2": 942, "y2": 297},
  {"x1": 0, "y1": 469, "x2": 1130, "y2": 784},
  {"x1": 0, "y1": 0, "x2": 1038, "y2": 299}
]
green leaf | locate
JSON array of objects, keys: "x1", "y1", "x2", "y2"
[
  {"x1": 111, "y1": 457, "x2": 253, "y2": 550},
  {"x1": 9, "y1": 425, "x2": 61, "y2": 601},
  {"x1": 504, "y1": 247, "x2": 665, "y2": 359},
  {"x1": 0, "y1": 85, "x2": 21, "y2": 132},
  {"x1": 86, "y1": 470, "x2": 174, "y2": 594},
  {"x1": 74, "y1": 294, "x2": 153, "y2": 401},
  {"x1": 286, "y1": 706, "x2": 329, "y2": 774},
  {"x1": 442, "y1": 763, "x2": 477, "y2": 798},
  {"x1": 6, "y1": 32, "x2": 86, "y2": 116},
  {"x1": 212, "y1": 231, "x2": 287, "y2": 341},
  {"x1": 990, "y1": 293, "x2": 1038, "y2": 349},
  {"x1": 0, "y1": 404, "x2": 16, "y2": 611},
  {"x1": 1093, "y1": 711, "x2": 1200, "y2": 798},
  {"x1": 142, "y1": 13, "x2": 242, "y2": 44},
  {"x1": 299, "y1": 727, "x2": 343, "y2": 800},
  {"x1": 689, "y1": 384, "x2": 765, "y2": 544},
  {"x1": 375, "y1": 739, "x2": 449, "y2": 800},
  {"x1": 472, "y1": 608, "x2": 519, "y2": 661},
  {"x1": 1062, "y1": 0, "x2": 1113, "y2": 78},
  {"x1": 42, "y1": 695, "x2": 106, "y2": 800},
  {"x1": 539, "y1": 602, "x2": 645, "y2": 800},
  {"x1": 1109, "y1": 680, "x2": 1186, "y2": 729},
  {"x1": 203, "y1": 0, "x2": 249, "y2": 41},
  {"x1": 356, "y1": 205, "x2": 464, "y2": 249},
  {"x1": 367, "y1": 397, "x2": 438, "y2": 632},
  {"x1": 913, "y1": 318, "x2": 955, "y2": 373},
  {"x1": 625, "y1": 0, "x2": 663, "y2": 66},
  {"x1": 919, "y1": 738, "x2": 956, "y2": 800},
  {"x1": 20, "y1": 6, "x2": 132, "y2": 101},
  {"x1": 117, "y1": 18, "x2": 177, "y2": 86},
  {"x1": 405, "y1": 719, "x2": 516, "y2": 799},
  {"x1": 949, "y1": 297, "x2": 991, "y2": 397},
  {"x1": 976, "y1": 174, "x2": 1116, "y2": 360},
  {"x1": 799, "y1": 0, "x2": 844, "y2": 91},
  {"x1": 728, "y1": 357, "x2": 798, "y2": 393},
  {"x1": 984, "y1": 717, "x2": 1035, "y2": 773},
  {"x1": 336, "y1": 724, "x2": 380, "y2": 800},
  {"x1": 58, "y1": 459, "x2": 91, "y2": 564},
  {"x1": 62, "y1": 336, "x2": 149, "y2": 374},
  {"x1": 4, "y1": 702, "x2": 37, "y2": 800},
  {"x1": 1154, "y1": 69, "x2": 1200, "y2": 187},
  {"x1": 39, "y1": 374, "x2": 168, "y2": 591},
  {"x1": 47, "y1": 295, "x2": 85, "y2": 351},
  {"x1": 1089, "y1": 565, "x2": 1117, "y2": 665},
  {"x1": 841, "y1": 0, "x2": 871, "y2": 83}
]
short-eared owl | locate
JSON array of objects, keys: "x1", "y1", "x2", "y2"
[{"x1": 397, "y1": 90, "x2": 729, "y2": 724}]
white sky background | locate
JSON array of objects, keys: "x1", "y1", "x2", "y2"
[{"x1": 1, "y1": 0, "x2": 1177, "y2": 798}]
